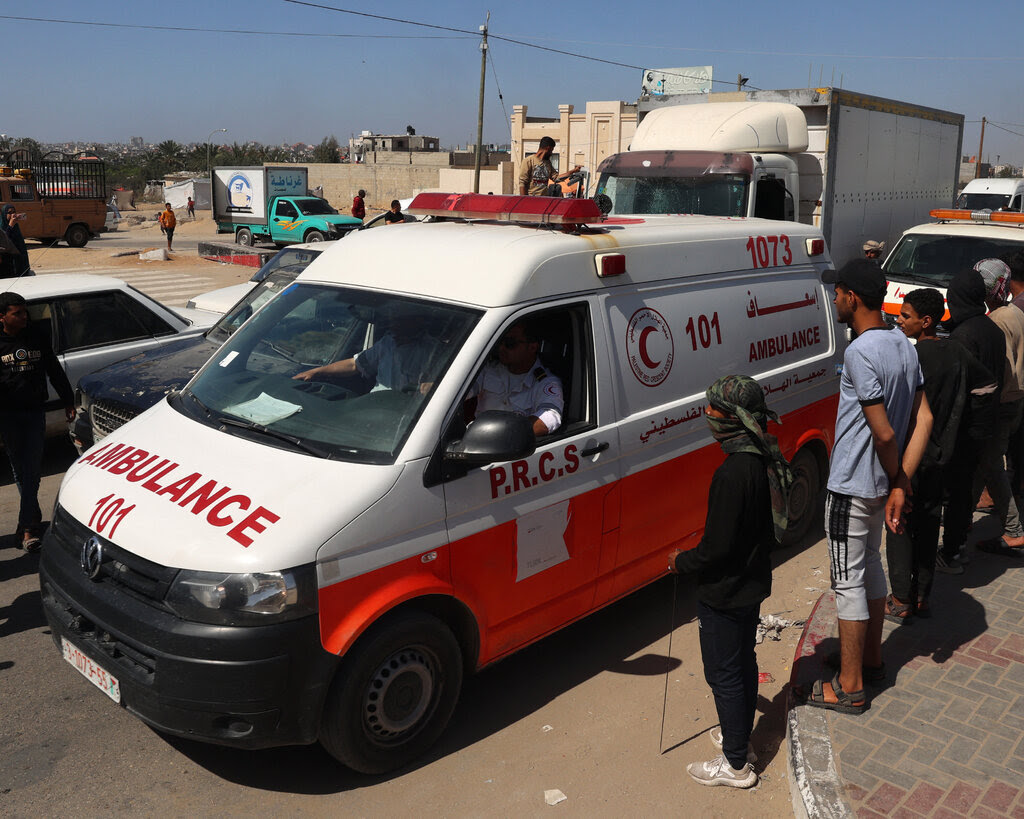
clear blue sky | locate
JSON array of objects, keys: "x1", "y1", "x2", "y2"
[{"x1": 6, "y1": 1, "x2": 1023, "y2": 165}]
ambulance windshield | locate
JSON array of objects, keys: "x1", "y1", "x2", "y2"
[
  {"x1": 179, "y1": 284, "x2": 481, "y2": 463},
  {"x1": 884, "y1": 233, "x2": 1024, "y2": 286},
  {"x1": 595, "y1": 150, "x2": 752, "y2": 217}
]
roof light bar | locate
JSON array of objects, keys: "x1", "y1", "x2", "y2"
[
  {"x1": 407, "y1": 192, "x2": 605, "y2": 225},
  {"x1": 930, "y1": 208, "x2": 1024, "y2": 225}
]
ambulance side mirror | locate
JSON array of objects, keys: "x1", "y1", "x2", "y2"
[{"x1": 445, "y1": 411, "x2": 536, "y2": 465}]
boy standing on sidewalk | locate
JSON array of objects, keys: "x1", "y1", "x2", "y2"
[
  {"x1": 886, "y1": 288, "x2": 996, "y2": 621},
  {"x1": 668, "y1": 375, "x2": 793, "y2": 788},
  {"x1": 805, "y1": 259, "x2": 932, "y2": 713}
]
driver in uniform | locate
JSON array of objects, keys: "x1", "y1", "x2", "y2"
[{"x1": 468, "y1": 320, "x2": 564, "y2": 436}]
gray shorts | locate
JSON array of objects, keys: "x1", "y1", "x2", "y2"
[{"x1": 825, "y1": 491, "x2": 888, "y2": 620}]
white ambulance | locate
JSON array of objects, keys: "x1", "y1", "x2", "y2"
[
  {"x1": 882, "y1": 208, "x2": 1024, "y2": 324},
  {"x1": 40, "y1": 193, "x2": 841, "y2": 774}
]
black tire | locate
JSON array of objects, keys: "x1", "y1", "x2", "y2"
[
  {"x1": 304, "y1": 229, "x2": 326, "y2": 243},
  {"x1": 236, "y1": 227, "x2": 253, "y2": 246},
  {"x1": 782, "y1": 447, "x2": 822, "y2": 547},
  {"x1": 319, "y1": 611, "x2": 463, "y2": 774},
  {"x1": 65, "y1": 224, "x2": 90, "y2": 248}
]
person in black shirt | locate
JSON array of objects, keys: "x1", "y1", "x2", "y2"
[
  {"x1": 887, "y1": 288, "x2": 996, "y2": 618},
  {"x1": 383, "y1": 200, "x2": 405, "y2": 225},
  {"x1": 668, "y1": 374, "x2": 793, "y2": 789},
  {"x1": 0, "y1": 206, "x2": 27, "y2": 278},
  {"x1": 0, "y1": 292, "x2": 74, "y2": 550}
]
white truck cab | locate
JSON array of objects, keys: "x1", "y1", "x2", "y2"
[
  {"x1": 41, "y1": 193, "x2": 842, "y2": 774},
  {"x1": 956, "y1": 178, "x2": 1024, "y2": 213}
]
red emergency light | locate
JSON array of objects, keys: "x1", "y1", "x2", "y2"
[
  {"x1": 407, "y1": 192, "x2": 605, "y2": 226},
  {"x1": 930, "y1": 208, "x2": 1024, "y2": 225}
]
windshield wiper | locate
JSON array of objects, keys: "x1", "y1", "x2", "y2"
[
  {"x1": 216, "y1": 416, "x2": 330, "y2": 458},
  {"x1": 184, "y1": 389, "x2": 213, "y2": 416},
  {"x1": 885, "y1": 271, "x2": 943, "y2": 285}
]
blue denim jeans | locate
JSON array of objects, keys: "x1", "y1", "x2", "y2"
[
  {"x1": 0, "y1": 409, "x2": 46, "y2": 535},
  {"x1": 697, "y1": 599, "x2": 761, "y2": 770}
]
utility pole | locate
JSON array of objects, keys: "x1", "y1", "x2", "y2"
[
  {"x1": 976, "y1": 117, "x2": 986, "y2": 179},
  {"x1": 473, "y1": 12, "x2": 489, "y2": 193}
]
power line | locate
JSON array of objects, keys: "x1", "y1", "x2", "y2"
[
  {"x1": 0, "y1": 13, "x2": 469, "y2": 39},
  {"x1": 499, "y1": 34, "x2": 1024, "y2": 63},
  {"x1": 987, "y1": 122, "x2": 1024, "y2": 141},
  {"x1": 280, "y1": 0, "x2": 755, "y2": 89},
  {"x1": 487, "y1": 50, "x2": 512, "y2": 141}
]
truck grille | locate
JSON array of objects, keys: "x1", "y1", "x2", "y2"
[
  {"x1": 90, "y1": 399, "x2": 139, "y2": 439},
  {"x1": 49, "y1": 505, "x2": 178, "y2": 608}
]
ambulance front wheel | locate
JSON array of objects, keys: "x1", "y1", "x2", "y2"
[
  {"x1": 781, "y1": 447, "x2": 823, "y2": 547},
  {"x1": 320, "y1": 610, "x2": 463, "y2": 774}
]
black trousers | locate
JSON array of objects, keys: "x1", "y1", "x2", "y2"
[
  {"x1": 697, "y1": 599, "x2": 760, "y2": 770},
  {"x1": 941, "y1": 442, "x2": 981, "y2": 560},
  {"x1": 885, "y1": 463, "x2": 942, "y2": 603}
]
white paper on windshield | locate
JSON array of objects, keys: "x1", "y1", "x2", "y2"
[
  {"x1": 219, "y1": 350, "x2": 239, "y2": 367},
  {"x1": 515, "y1": 500, "x2": 571, "y2": 582},
  {"x1": 223, "y1": 393, "x2": 301, "y2": 425}
]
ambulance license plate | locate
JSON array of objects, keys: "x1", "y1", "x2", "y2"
[{"x1": 61, "y1": 636, "x2": 121, "y2": 703}]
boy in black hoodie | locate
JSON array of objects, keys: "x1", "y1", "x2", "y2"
[
  {"x1": 939, "y1": 269, "x2": 1006, "y2": 572},
  {"x1": 0, "y1": 292, "x2": 74, "y2": 550}
]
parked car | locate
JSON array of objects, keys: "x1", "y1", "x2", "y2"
[
  {"x1": 8, "y1": 274, "x2": 219, "y2": 438},
  {"x1": 72, "y1": 263, "x2": 313, "y2": 452},
  {"x1": 185, "y1": 241, "x2": 332, "y2": 314}
]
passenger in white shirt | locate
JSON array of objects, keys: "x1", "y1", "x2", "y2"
[{"x1": 468, "y1": 320, "x2": 563, "y2": 436}]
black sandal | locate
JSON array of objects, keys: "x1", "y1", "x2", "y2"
[{"x1": 804, "y1": 673, "x2": 866, "y2": 714}]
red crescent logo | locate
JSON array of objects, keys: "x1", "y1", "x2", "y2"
[{"x1": 638, "y1": 326, "x2": 660, "y2": 368}]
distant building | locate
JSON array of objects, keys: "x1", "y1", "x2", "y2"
[
  {"x1": 349, "y1": 130, "x2": 440, "y2": 160},
  {"x1": 130, "y1": 136, "x2": 144, "y2": 149}
]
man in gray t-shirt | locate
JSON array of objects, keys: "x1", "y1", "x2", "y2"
[{"x1": 804, "y1": 259, "x2": 932, "y2": 715}]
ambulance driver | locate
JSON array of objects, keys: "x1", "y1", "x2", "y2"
[
  {"x1": 467, "y1": 319, "x2": 564, "y2": 437},
  {"x1": 293, "y1": 304, "x2": 439, "y2": 393}
]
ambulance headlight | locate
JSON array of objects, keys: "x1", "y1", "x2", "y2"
[{"x1": 166, "y1": 563, "x2": 317, "y2": 625}]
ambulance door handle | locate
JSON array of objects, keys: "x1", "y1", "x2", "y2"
[{"x1": 581, "y1": 442, "x2": 609, "y2": 457}]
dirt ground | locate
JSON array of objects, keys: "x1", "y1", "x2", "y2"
[{"x1": 28, "y1": 203, "x2": 225, "y2": 273}]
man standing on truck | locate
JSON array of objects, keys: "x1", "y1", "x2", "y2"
[
  {"x1": 0, "y1": 292, "x2": 74, "y2": 551},
  {"x1": 158, "y1": 202, "x2": 176, "y2": 252},
  {"x1": 519, "y1": 137, "x2": 582, "y2": 197},
  {"x1": 804, "y1": 259, "x2": 931, "y2": 714}
]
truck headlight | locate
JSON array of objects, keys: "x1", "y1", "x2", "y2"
[{"x1": 165, "y1": 563, "x2": 318, "y2": 625}]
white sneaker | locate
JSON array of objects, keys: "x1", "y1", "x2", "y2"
[
  {"x1": 709, "y1": 726, "x2": 758, "y2": 764},
  {"x1": 687, "y1": 754, "x2": 758, "y2": 789}
]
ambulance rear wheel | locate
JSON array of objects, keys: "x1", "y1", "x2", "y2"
[
  {"x1": 320, "y1": 611, "x2": 463, "y2": 774},
  {"x1": 782, "y1": 448, "x2": 822, "y2": 547},
  {"x1": 235, "y1": 227, "x2": 253, "y2": 246}
]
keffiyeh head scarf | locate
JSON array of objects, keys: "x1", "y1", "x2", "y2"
[{"x1": 705, "y1": 374, "x2": 794, "y2": 542}]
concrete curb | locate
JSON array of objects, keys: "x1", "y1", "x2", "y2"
[
  {"x1": 197, "y1": 241, "x2": 276, "y2": 269},
  {"x1": 786, "y1": 590, "x2": 853, "y2": 818}
]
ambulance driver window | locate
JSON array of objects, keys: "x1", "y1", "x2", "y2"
[
  {"x1": 178, "y1": 283, "x2": 481, "y2": 463},
  {"x1": 462, "y1": 305, "x2": 594, "y2": 440}
]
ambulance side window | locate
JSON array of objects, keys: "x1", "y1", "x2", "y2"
[{"x1": 464, "y1": 303, "x2": 595, "y2": 440}]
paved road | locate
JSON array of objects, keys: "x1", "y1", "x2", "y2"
[
  {"x1": 1, "y1": 253, "x2": 831, "y2": 815},
  {"x1": 790, "y1": 512, "x2": 1024, "y2": 818}
]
